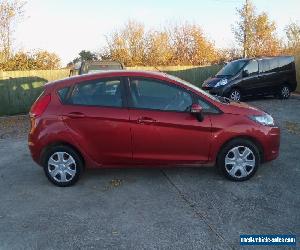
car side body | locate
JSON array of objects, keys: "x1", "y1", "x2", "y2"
[{"x1": 28, "y1": 71, "x2": 280, "y2": 186}]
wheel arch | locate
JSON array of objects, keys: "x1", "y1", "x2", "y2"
[
  {"x1": 41, "y1": 141, "x2": 85, "y2": 168},
  {"x1": 216, "y1": 135, "x2": 264, "y2": 164}
]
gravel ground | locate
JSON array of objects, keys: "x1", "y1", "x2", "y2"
[
  {"x1": 0, "y1": 96, "x2": 299, "y2": 249},
  {"x1": 0, "y1": 115, "x2": 30, "y2": 140}
]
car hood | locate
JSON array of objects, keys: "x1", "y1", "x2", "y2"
[{"x1": 219, "y1": 101, "x2": 266, "y2": 116}]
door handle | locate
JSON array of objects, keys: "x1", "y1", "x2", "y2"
[
  {"x1": 66, "y1": 112, "x2": 86, "y2": 118},
  {"x1": 137, "y1": 117, "x2": 157, "y2": 124}
]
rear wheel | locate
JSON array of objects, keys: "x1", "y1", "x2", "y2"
[
  {"x1": 278, "y1": 85, "x2": 290, "y2": 99},
  {"x1": 217, "y1": 139, "x2": 260, "y2": 181},
  {"x1": 42, "y1": 145, "x2": 83, "y2": 187},
  {"x1": 229, "y1": 89, "x2": 242, "y2": 101}
]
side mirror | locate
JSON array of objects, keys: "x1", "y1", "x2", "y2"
[
  {"x1": 242, "y1": 70, "x2": 249, "y2": 77},
  {"x1": 190, "y1": 104, "x2": 204, "y2": 122}
]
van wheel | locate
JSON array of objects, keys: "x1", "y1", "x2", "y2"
[
  {"x1": 229, "y1": 89, "x2": 242, "y2": 101},
  {"x1": 278, "y1": 85, "x2": 290, "y2": 99},
  {"x1": 42, "y1": 145, "x2": 83, "y2": 187},
  {"x1": 217, "y1": 139, "x2": 260, "y2": 181}
]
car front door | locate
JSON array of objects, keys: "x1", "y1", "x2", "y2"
[
  {"x1": 60, "y1": 77, "x2": 132, "y2": 165},
  {"x1": 127, "y1": 77, "x2": 212, "y2": 165}
]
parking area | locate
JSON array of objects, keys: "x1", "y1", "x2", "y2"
[{"x1": 0, "y1": 96, "x2": 299, "y2": 249}]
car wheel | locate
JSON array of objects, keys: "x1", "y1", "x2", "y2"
[
  {"x1": 229, "y1": 89, "x2": 242, "y2": 101},
  {"x1": 42, "y1": 145, "x2": 83, "y2": 187},
  {"x1": 217, "y1": 139, "x2": 260, "y2": 181},
  {"x1": 278, "y1": 85, "x2": 290, "y2": 99}
]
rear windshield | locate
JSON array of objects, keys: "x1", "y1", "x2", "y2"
[{"x1": 216, "y1": 60, "x2": 248, "y2": 77}]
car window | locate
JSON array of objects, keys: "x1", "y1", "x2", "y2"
[
  {"x1": 129, "y1": 78, "x2": 192, "y2": 112},
  {"x1": 69, "y1": 78, "x2": 123, "y2": 107},
  {"x1": 259, "y1": 60, "x2": 270, "y2": 73},
  {"x1": 197, "y1": 97, "x2": 219, "y2": 114},
  {"x1": 57, "y1": 87, "x2": 70, "y2": 103},
  {"x1": 243, "y1": 60, "x2": 258, "y2": 76},
  {"x1": 278, "y1": 57, "x2": 293, "y2": 71}
]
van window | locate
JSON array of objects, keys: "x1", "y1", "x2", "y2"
[
  {"x1": 243, "y1": 60, "x2": 258, "y2": 76},
  {"x1": 278, "y1": 57, "x2": 293, "y2": 71},
  {"x1": 269, "y1": 59, "x2": 279, "y2": 72},
  {"x1": 259, "y1": 60, "x2": 270, "y2": 73},
  {"x1": 216, "y1": 60, "x2": 248, "y2": 77}
]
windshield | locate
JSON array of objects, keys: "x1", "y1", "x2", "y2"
[
  {"x1": 166, "y1": 74, "x2": 220, "y2": 102},
  {"x1": 216, "y1": 60, "x2": 248, "y2": 77}
]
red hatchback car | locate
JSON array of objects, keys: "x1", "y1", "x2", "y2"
[{"x1": 28, "y1": 71, "x2": 280, "y2": 186}]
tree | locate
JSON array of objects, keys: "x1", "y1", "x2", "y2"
[
  {"x1": 0, "y1": 50, "x2": 61, "y2": 70},
  {"x1": 103, "y1": 20, "x2": 220, "y2": 66},
  {"x1": 233, "y1": 0, "x2": 281, "y2": 57},
  {"x1": 33, "y1": 50, "x2": 61, "y2": 70},
  {"x1": 0, "y1": 0, "x2": 26, "y2": 61},
  {"x1": 285, "y1": 22, "x2": 300, "y2": 54},
  {"x1": 104, "y1": 20, "x2": 147, "y2": 66},
  {"x1": 145, "y1": 30, "x2": 172, "y2": 66},
  {"x1": 68, "y1": 50, "x2": 98, "y2": 67}
]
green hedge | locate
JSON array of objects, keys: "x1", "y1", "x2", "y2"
[{"x1": 0, "y1": 66, "x2": 221, "y2": 116}]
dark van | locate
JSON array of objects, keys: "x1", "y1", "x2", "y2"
[{"x1": 202, "y1": 56, "x2": 297, "y2": 101}]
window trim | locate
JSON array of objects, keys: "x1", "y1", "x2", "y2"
[{"x1": 61, "y1": 76, "x2": 128, "y2": 109}]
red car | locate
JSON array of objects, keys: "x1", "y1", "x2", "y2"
[{"x1": 28, "y1": 71, "x2": 280, "y2": 186}]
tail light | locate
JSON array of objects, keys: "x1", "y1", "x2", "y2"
[{"x1": 30, "y1": 94, "x2": 51, "y2": 118}]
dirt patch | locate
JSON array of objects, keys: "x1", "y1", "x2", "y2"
[
  {"x1": 0, "y1": 115, "x2": 30, "y2": 140},
  {"x1": 284, "y1": 121, "x2": 300, "y2": 135}
]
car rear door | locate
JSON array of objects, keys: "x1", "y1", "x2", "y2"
[
  {"x1": 60, "y1": 77, "x2": 132, "y2": 165},
  {"x1": 126, "y1": 77, "x2": 212, "y2": 165}
]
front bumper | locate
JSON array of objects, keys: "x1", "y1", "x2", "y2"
[
  {"x1": 261, "y1": 126, "x2": 280, "y2": 162},
  {"x1": 202, "y1": 86, "x2": 228, "y2": 96}
]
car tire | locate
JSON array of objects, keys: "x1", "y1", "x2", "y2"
[
  {"x1": 42, "y1": 145, "x2": 83, "y2": 187},
  {"x1": 229, "y1": 89, "x2": 242, "y2": 101},
  {"x1": 217, "y1": 139, "x2": 260, "y2": 181},
  {"x1": 278, "y1": 85, "x2": 290, "y2": 99}
]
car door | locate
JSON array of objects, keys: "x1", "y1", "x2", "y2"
[
  {"x1": 60, "y1": 77, "x2": 132, "y2": 165},
  {"x1": 127, "y1": 77, "x2": 212, "y2": 165},
  {"x1": 257, "y1": 59, "x2": 278, "y2": 94},
  {"x1": 239, "y1": 60, "x2": 260, "y2": 95}
]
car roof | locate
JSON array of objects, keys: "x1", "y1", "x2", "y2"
[{"x1": 46, "y1": 70, "x2": 173, "y2": 88}]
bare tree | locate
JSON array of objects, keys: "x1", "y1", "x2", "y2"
[{"x1": 0, "y1": 0, "x2": 26, "y2": 62}]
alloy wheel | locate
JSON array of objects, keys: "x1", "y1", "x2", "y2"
[
  {"x1": 230, "y1": 90, "x2": 241, "y2": 101},
  {"x1": 281, "y1": 86, "x2": 290, "y2": 98}
]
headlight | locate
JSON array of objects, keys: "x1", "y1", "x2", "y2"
[
  {"x1": 215, "y1": 78, "x2": 228, "y2": 87},
  {"x1": 249, "y1": 114, "x2": 274, "y2": 126}
]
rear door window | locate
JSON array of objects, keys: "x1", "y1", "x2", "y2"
[{"x1": 69, "y1": 78, "x2": 124, "y2": 107}]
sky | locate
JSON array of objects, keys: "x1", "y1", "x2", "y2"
[{"x1": 14, "y1": 0, "x2": 300, "y2": 66}]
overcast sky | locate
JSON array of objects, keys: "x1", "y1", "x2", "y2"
[{"x1": 14, "y1": 0, "x2": 300, "y2": 66}]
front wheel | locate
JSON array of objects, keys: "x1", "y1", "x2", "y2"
[
  {"x1": 217, "y1": 139, "x2": 260, "y2": 181},
  {"x1": 229, "y1": 89, "x2": 242, "y2": 101},
  {"x1": 42, "y1": 145, "x2": 83, "y2": 187}
]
